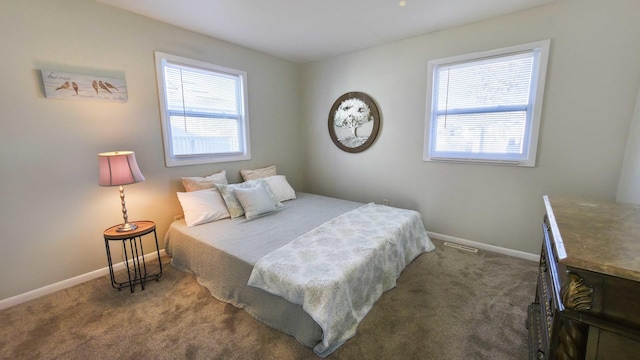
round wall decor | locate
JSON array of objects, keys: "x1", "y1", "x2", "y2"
[{"x1": 328, "y1": 92, "x2": 380, "y2": 153}]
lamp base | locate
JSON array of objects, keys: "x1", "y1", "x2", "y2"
[{"x1": 116, "y1": 222, "x2": 138, "y2": 232}]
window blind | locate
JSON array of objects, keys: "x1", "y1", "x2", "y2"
[
  {"x1": 163, "y1": 62, "x2": 243, "y2": 156},
  {"x1": 155, "y1": 51, "x2": 250, "y2": 166},
  {"x1": 432, "y1": 52, "x2": 535, "y2": 159}
]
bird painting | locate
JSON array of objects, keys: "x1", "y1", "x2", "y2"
[
  {"x1": 55, "y1": 81, "x2": 70, "y2": 90},
  {"x1": 42, "y1": 71, "x2": 126, "y2": 102},
  {"x1": 98, "y1": 81, "x2": 112, "y2": 94},
  {"x1": 104, "y1": 82, "x2": 119, "y2": 91}
]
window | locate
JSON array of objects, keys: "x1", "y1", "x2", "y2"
[
  {"x1": 424, "y1": 40, "x2": 550, "y2": 167},
  {"x1": 155, "y1": 52, "x2": 250, "y2": 167}
]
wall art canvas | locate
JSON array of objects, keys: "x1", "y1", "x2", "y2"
[{"x1": 41, "y1": 70, "x2": 127, "y2": 103}]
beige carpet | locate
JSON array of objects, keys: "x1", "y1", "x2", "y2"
[{"x1": 0, "y1": 239, "x2": 538, "y2": 359}]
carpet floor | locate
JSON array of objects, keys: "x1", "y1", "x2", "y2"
[{"x1": 0, "y1": 239, "x2": 538, "y2": 359}]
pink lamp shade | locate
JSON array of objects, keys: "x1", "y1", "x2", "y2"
[
  {"x1": 98, "y1": 151, "x2": 145, "y2": 232},
  {"x1": 99, "y1": 151, "x2": 145, "y2": 186}
]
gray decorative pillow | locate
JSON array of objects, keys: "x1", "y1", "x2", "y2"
[
  {"x1": 216, "y1": 179, "x2": 282, "y2": 219},
  {"x1": 234, "y1": 182, "x2": 278, "y2": 220}
]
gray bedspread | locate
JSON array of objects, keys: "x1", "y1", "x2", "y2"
[
  {"x1": 164, "y1": 192, "x2": 434, "y2": 356},
  {"x1": 164, "y1": 192, "x2": 363, "y2": 348}
]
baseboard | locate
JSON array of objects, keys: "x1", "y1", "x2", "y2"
[
  {"x1": 0, "y1": 250, "x2": 166, "y2": 311},
  {"x1": 427, "y1": 232, "x2": 540, "y2": 262},
  {"x1": 2, "y1": 234, "x2": 537, "y2": 310}
]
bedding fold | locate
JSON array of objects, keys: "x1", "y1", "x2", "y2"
[{"x1": 247, "y1": 203, "x2": 435, "y2": 357}]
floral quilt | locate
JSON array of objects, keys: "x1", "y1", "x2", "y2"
[{"x1": 247, "y1": 203, "x2": 435, "y2": 357}]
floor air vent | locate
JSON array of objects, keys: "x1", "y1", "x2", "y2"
[{"x1": 443, "y1": 242, "x2": 479, "y2": 253}]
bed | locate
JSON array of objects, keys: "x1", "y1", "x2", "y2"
[{"x1": 165, "y1": 190, "x2": 435, "y2": 357}]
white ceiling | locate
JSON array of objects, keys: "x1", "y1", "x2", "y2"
[{"x1": 97, "y1": 0, "x2": 557, "y2": 64}]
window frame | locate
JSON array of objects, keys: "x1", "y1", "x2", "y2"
[
  {"x1": 154, "y1": 51, "x2": 251, "y2": 167},
  {"x1": 423, "y1": 40, "x2": 550, "y2": 167}
]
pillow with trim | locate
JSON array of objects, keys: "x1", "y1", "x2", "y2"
[
  {"x1": 240, "y1": 165, "x2": 277, "y2": 181},
  {"x1": 176, "y1": 188, "x2": 230, "y2": 227},
  {"x1": 217, "y1": 179, "x2": 282, "y2": 219},
  {"x1": 181, "y1": 170, "x2": 228, "y2": 192},
  {"x1": 234, "y1": 182, "x2": 278, "y2": 220}
]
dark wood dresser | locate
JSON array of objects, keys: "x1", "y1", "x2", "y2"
[{"x1": 528, "y1": 196, "x2": 640, "y2": 359}]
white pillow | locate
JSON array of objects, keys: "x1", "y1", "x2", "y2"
[
  {"x1": 240, "y1": 165, "x2": 277, "y2": 181},
  {"x1": 234, "y1": 182, "x2": 278, "y2": 220},
  {"x1": 176, "y1": 188, "x2": 230, "y2": 227},
  {"x1": 216, "y1": 179, "x2": 282, "y2": 219},
  {"x1": 181, "y1": 170, "x2": 228, "y2": 192},
  {"x1": 264, "y1": 175, "x2": 296, "y2": 201}
]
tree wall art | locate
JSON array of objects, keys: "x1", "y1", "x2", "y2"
[{"x1": 328, "y1": 92, "x2": 380, "y2": 153}]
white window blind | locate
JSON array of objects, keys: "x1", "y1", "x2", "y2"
[
  {"x1": 424, "y1": 40, "x2": 550, "y2": 167},
  {"x1": 155, "y1": 52, "x2": 250, "y2": 166}
]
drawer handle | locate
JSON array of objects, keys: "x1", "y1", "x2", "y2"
[{"x1": 563, "y1": 273, "x2": 593, "y2": 311}]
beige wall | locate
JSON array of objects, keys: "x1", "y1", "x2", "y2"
[
  {"x1": 301, "y1": 0, "x2": 640, "y2": 254},
  {"x1": 4, "y1": 0, "x2": 640, "y2": 303},
  {"x1": 0, "y1": 0, "x2": 303, "y2": 300}
]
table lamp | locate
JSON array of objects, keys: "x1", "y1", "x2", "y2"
[{"x1": 99, "y1": 151, "x2": 145, "y2": 232}]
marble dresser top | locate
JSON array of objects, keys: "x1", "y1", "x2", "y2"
[{"x1": 544, "y1": 196, "x2": 640, "y2": 283}]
